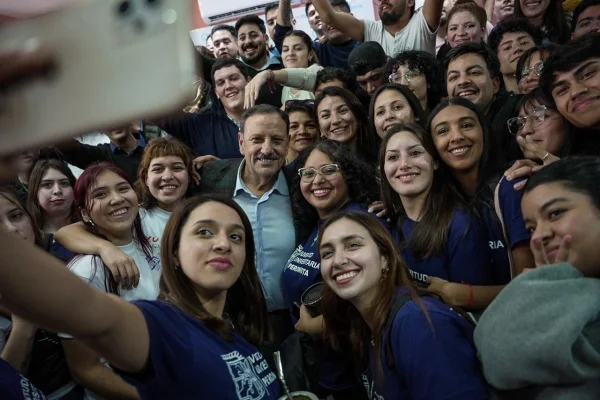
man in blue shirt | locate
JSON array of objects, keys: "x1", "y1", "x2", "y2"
[
  {"x1": 274, "y1": 0, "x2": 360, "y2": 70},
  {"x1": 196, "y1": 105, "x2": 311, "y2": 347},
  {"x1": 158, "y1": 58, "x2": 248, "y2": 159}
]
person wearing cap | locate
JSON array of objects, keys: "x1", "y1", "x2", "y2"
[
  {"x1": 308, "y1": 0, "x2": 444, "y2": 57},
  {"x1": 348, "y1": 42, "x2": 389, "y2": 97}
]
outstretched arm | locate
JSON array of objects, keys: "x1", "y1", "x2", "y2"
[{"x1": 0, "y1": 232, "x2": 150, "y2": 374}]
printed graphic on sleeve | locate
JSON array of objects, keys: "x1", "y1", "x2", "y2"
[{"x1": 221, "y1": 350, "x2": 277, "y2": 400}]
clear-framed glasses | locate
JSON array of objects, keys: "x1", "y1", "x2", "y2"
[
  {"x1": 389, "y1": 68, "x2": 422, "y2": 84},
  {"x1": 519, "y1": 61, "x2": 544, "y2": 83},
  {"x1": 298, "y1": 164, "x2": 340, "y2": 183},
  {"x1": 507, "y1": 106, "x2": 548, "y2": 135}
]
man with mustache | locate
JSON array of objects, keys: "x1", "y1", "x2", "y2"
[
  {"x1": 309, "y1": 0, "x2": 444, "y2": 57},
  {"x1": 273, "y1": 0, "x2": 359, "y2": 69},
  {"x1": 445, "y1": 42, "x2": 523, "y2": 163},
  {"x1": 196, "y1": 105, "x2": 308, "y2": 348},
  {"x1": 235, "y1": 15, "x2": 284, "y2": 108},
  {"x1": 487, "y1": 18, "x2": 541, "y2": 94}
]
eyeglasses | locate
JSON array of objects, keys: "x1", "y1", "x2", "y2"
[
  {"x1": 519, "y1": 61, "x2": 544, "y2": 83},
  {"x1": 285, "y1": 99, "x2": 315, "y2": 112},
  {"x1": 389, "y1": 69, "x2": 422, "y2": 84},
  {"x1": 507, "y1": 106, "x2": 548, "y2": 135},
  {"x1": 298, "y1": 164, "x2": 340, "y2": 183}
]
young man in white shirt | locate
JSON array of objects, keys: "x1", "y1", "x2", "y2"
[{"x1": 309, "y1": 0, "x2": 444, "y2": 56}]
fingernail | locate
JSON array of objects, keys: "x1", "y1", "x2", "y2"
[{"x1": 506, "y1": 174, "x2": 512, "y2": 181}]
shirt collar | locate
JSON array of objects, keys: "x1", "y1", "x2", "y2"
[
  {"x1": 234, "y1": 160, "x2": 289, "y2": 197},
  {"x1": 110, "y1": 135, "x2": 146, "y2": 154},
  {"x1": 239, "y1": 52, "x2": 281, "y2": 72}
]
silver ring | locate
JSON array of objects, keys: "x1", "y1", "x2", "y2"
[{"x1": 542, "y1": 152, "x2": 550, "y2": 161}]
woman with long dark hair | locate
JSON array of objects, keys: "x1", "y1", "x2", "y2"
[
  {"x1": 426, "y1": 98, "x2": 535, "y2": 301},
  {"x1": 369, "y1": 84, "x2": 427, "y2": 139},
  {"x1": 61, "y1": 163, "x2": 159, "y2": 400},
  {"x1": 314, "y1": 87, "x2": 380, "y2": 164},
  {"x1": 0, "y1": 194, "x2": 279, "y2": 399},
  {"x1": 317, "y1": 211, "x2": 488, "y2": 399},
  {"x1": 283, "y1": 140, "x2": 383, "y2": 399},
  {"x1": 514, "y1": 0, "x2": 570, "y2": 44},
  {"x1": 380, "y1": 123, "x2": 500, "y2": 292}
]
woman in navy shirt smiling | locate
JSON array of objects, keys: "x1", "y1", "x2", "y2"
[
  {"x1": 282, "y1": 139, "x2": 382, "y2": 399},
  {"x1": 0, "y1": 195, "x2": 279, "y2": 400},
  {"x1": 425, "y1": 99, "x2": 535, "y2": 307},
  {"x1": 380, "y1": 123, "x2": 495, "y2": 293},
  {"x1": 317, "y1": 211, "x2": 488, "y2": 400}
]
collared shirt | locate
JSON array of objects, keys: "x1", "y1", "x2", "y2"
[
  {"x1": 110, "y1": 135, "x2": 146, "y2": 155},
  {"x1": 233, "y1": 161, "x2": 296, "y2": 312},
  {"x1": 239, "y1": 51, "x2": 282, "y2": 72}
]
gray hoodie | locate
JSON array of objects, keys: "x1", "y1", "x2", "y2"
[{"x1": 474, "y1": 263, "x2": 600, "y2": 400}]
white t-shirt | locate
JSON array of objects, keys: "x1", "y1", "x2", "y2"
[
  {"x1": 140, "y1": 207, "x2": 171, "y2": 264},
  {"x1": 363, "y1": 11, "x2": 436, "y2": 57},
  {"x1": 68, "y1": 241, "x2": 161, "y2": 302}
]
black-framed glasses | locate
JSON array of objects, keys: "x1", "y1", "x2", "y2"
[
  {"x1": 519, "y1": 61, "x2": 544, "y2": 83},
  {"x1": 507, "y1": 106, "x2": 548, "y2": 135},
  {"x1": 298, "y1": 164, "x2": 340, "y2": 183},
  {"x1": 389, "y1": 68, "x2": 422, "y2": 84},
  {"x1": 285, "y1": 99, "x2": 315, "y2": 112}
]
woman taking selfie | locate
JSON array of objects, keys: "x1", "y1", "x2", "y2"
[
  {"x1": 0, "y1": 195, "x2": 279, "y2": 399},
  {"x1": 380, "y1": 123, "x2": 500, "y2": 292},
  {"x1": 317, "y1": 211, "x2": 488, "y2": 399}
]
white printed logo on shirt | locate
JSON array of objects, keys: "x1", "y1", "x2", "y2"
[
  {"x1": 221, "y1": 350, "x2": 277, "y2": 399},
  {"x1": 362, "y1": 375, "x2": 385, "y2": 400}
]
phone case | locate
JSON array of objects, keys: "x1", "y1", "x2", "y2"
[{"x1": 0, "y1": 0, "x2": 196, "y2": 153}]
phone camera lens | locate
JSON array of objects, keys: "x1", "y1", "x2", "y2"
[
  {"x1": 146, "y1": 0, "x2": 162, "y2": 7},
  {"x1": 116, "y1": 0, "x2": 132, "y2": 17}
]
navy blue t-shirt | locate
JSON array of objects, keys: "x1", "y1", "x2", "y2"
[
  {"x1": 398, "y1": 208, "x2": 497, "y2": 286},
  {"x1": 116, "y1": 301, "x2": 280, "y2": 400},
  {"x1": 498, "y1": 177, "x2": 530, "y2": 249},
  {"x1": 274, "y1": 24, "x2": 359, "y2": 69},
  {"x1": 281, "y1": 203, "x2": 386, "y2": 390},
  {"x1": 480, "y1": 205, "x2": 512, "y2": 285},
  {"x1": 362, "y1": 290, "x2": 488, "y2": 400},
  {"x1": 159, "y1": 112, "x2": 242, "y2": 159},
  {"x1": 0, "y1": 358, "x2": 46, "y2": 400}
]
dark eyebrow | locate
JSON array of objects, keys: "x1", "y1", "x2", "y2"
[
  {"x1": 192, "y1": 219, "x2": 245, "y2": 232},
  {"x1": 90, "y1": 186, "x2": 108, "y2": 195},
  {"x1": 540, "y1": 197, "x2": 568, "y2": 213},
  {"x1": 320, "y1": 233, "x2": 365, "y2": 248},
  {"x1": 552, "y1": 61, "x2": 599, "y2": 90},
  {"x1": 407, "y1": 144, "x2": 424, "y2": 151}
]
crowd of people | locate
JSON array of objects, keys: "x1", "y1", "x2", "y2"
[{"x1": 1, "y1": 0, "x2": 600, "y2": 399}]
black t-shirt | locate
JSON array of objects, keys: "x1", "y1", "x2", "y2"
[{"x1": 487, "y1": 92, "x2": 523, "y2": 168}]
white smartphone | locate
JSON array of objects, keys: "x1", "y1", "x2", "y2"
[{"x1": 0, "y1": 0, "x2": 196, "y2": 154}]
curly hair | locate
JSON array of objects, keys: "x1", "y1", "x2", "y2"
[
  {"x1": 385, "y1": 51, "x2": 444, "y2": 111},
  {"x1": 291, "y1": 140, "x2": 380, "y2": 233}
]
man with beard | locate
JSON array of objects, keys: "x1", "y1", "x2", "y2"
[
  {"x1": 309, "y1": 0, "x2": 444, "y2": 57},
  {"x1": 196, "y1": 105, "x2": 306, "y2": 348},
  {"x1": 445, "y1": 42, "x2": 523, "y2": 163},
  {"x1": 154, "y1": 59, "x2": 251, "y2": 159},
  {"x1": 235, "y1": 15, "x2": 284, "y2": 107},
  {"x1": 274, "y1": 0, "x2": 359, "y2": 69}
]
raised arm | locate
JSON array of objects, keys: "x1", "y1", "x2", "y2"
[
  {"x1": 421, "y1": 0, "x2": 445, "y2": 31},
  {"x1": 55, "y1": 222, "x2": 140, "y2": 288},
  {"x1": 310, "y1": 0, "x2": 365, "y2": 42},
  {"x1": 0, "y1": 232, "x2": 150, "y2": 374},
  {"x1": 277, "y1": 0, "x2": 293, "y2": 27}
]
